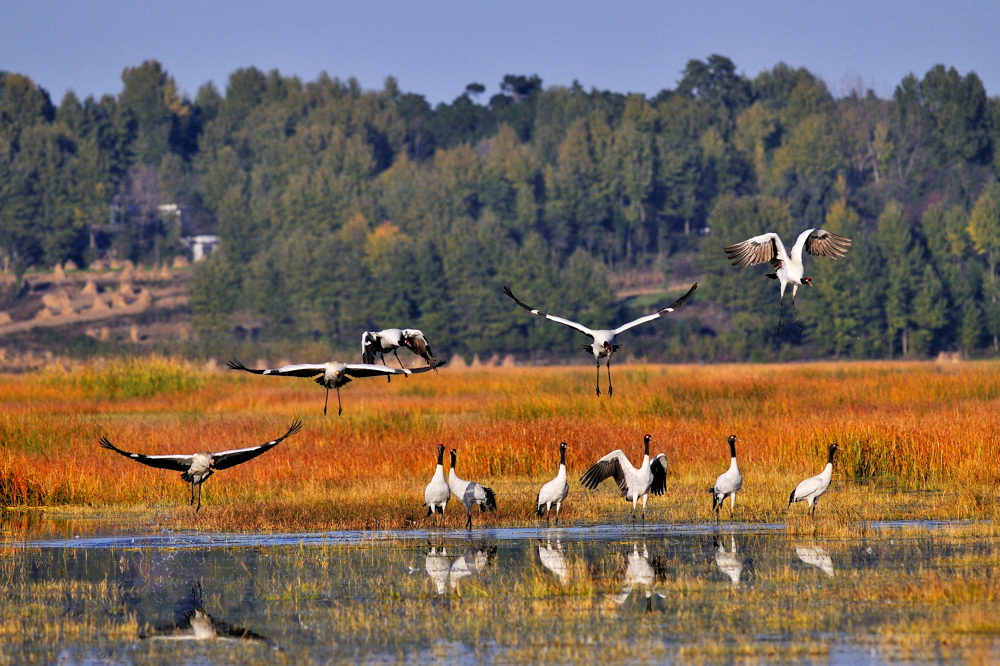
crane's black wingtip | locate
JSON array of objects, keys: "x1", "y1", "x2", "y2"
[
  {"x1": 287, "y1": 419, "x2": 304, "y2": 436},
  {"x1": 225, "y1": 358, "x2": 246, "y2": 371},
  {"x1": 98, "y1": 436, "x2": 114, "y2": 450},
  {"x1": 501, "y1": 285, "x2": 514, "y2": 298}
]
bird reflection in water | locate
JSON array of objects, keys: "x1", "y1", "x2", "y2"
[
  {"x1": 795, "y1": 544, "x2": 835, "y2": 577},
  {"x1": 138, "y1": 583, "x2": 276, "y2": 648},
  {"x1": 608, "y1": 544, "x2": 667, "y2": 612},
  {"x1": 714, "y1": 534, "x2": 743, "y2": 587},
  {"x1": 422, "y1": 545, "x2": 497, "y2": 594},
  {"x1": 537, "y1": 539, "x2": 569, "y2": 585}
]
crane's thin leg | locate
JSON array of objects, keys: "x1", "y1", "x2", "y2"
[
  {"x1": 337, "y1": 388, "x2": 343, "y2": 416},
  {"x1": 555, "y1": 502, "x2": 560, "y2": 525},
  {"x1": 393, "y1": 349, "x2": 406, "y2": 371},
  {"x1": 189, "y1": 481, "x2": 195, "y2": 506},
  {"x1": 323, "y1": 388, "x2": 330, "y2": 416},
  {"x1": 792, "y1": 295, "x2": 804, "y2": 333},
  {"x1": 465, "y1": 511, "x2": 472, "y2": 530},
  {"x1": 595, "y1": 362, "x2": 601, "y2": 396},
  {"x1": 195, "y1": 484, "x2": 202, "y2": 512},
  {"x1": 777, "y1": 297, "x2": 785, "y2": 336},
  {"x1": 606, "y1": 358, "x2": 614, "y2": 397}
]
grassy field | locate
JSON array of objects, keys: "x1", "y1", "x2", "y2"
[{"x1": 1, "y1": 357, "x2": 998, "y2": 533}]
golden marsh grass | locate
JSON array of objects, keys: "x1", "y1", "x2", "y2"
[{"x1": 1, "y1": 357, "x2": 998, "y2": 532}]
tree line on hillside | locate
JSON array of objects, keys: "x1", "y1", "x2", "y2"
[{"x1": 1, "y1": 55, "x2": 999, "y2": 361}]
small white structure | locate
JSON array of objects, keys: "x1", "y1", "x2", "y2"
[{"x1": 184, "y1": 235, "x2": 220, "y2": 262}]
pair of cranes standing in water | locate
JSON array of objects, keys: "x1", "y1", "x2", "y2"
[{"x1": 97, "y1": 227, "x2": 851, "y2": 523}]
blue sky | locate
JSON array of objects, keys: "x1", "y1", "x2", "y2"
[{"x1": 3, "y1": 1, "x2": 997, "y2": 105}]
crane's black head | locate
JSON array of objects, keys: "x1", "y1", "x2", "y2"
[
  {"x1": 559, "y1": 441, "x2": 568, "y2": 451},
  {"x1": 828, "y1": 443, "x2": 840, "y2": 462},
  {"x1": 727, "y1": 434, "x2": 738, "y2": 445},
  {"x1": 802, "y1": 276, "x2": 813, "y2": 287}
]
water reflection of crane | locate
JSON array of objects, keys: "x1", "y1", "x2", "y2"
[
  {"x1": 537, "y1": 539, "x2": 569, "y2": 585},
  {"x1": 714, "y1": 534, "x2": 743, "y2": 587},
  {"x1": 422, "y1": 545, "x2": 497, "y2": 594},
  {"x1": 424, "y1": 546, "x2": 452, "y2": 595},
  {"x1": 608, "y1": 544, "x2": 667, "y2": 612},
  {"x1": 794, "y1": 544, "x2": 835, "y2": 577},
  {"x1": 139, "y1": 583, "x2": 276, "y2": 647},
  {"x1": 449, "y1": 546, "x2": 496, "y2": 591}
]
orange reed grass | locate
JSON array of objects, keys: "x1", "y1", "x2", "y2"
[{"x1": 1, "y1": 357, "x2": 997, "y2": 530}]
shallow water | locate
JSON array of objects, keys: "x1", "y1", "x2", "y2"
[{"x1": 3, "y1": 520, "x2": 999, "y2": 664}]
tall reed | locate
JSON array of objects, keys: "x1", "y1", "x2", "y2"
[{"x1": 1, "y1": 358, "x2": 996, "y2": 528}]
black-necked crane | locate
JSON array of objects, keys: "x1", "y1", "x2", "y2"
[
  {"x1": 708, "y1": 434, "x2": 742, "y2": 521},
  {"x1": 447, "y1": 448, "x2": 497, "y2": 530},
  {"x1": 423, "y1": 444, "x2": 450, "y2": 525},
  {"x1": 98, "y1": 420, "x2": 303, "y2": 512},
  {"x1": 788, "y1": 444, "x2": 840, "y2": 518},
  {"x1": 226, "y1": 358, "x2": 446, "y2": 416},
  {"x1": 361, "y1": 328, "x2": 436, "y2": 372},
  {"x1": 536, "y1": 442, "x2": 569, "y2": 523},
  {"x1": 723, "y1": 228, "x2": 851, "y2": 334},
  {"x1": 579, "y1": 434, "x2": 667, "y2": 522},
  {"x1": 502, "y1": 283, "x2": 697, "y2": 396}
]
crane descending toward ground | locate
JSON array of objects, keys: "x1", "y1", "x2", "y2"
[
  {"x1": 501, "y1": 283, "x2": 697, "y2": 396},
  {"x1": 226, "y1": 358, "x2": 447, "y2": 416},
  {"x1": 98, "y1": 420, "x2": 303, "y2": 511},
  {"x1": 361, "y1": 328, "x2": 437, "y2": 373},
  {"x1": 723, "y1": 228, "x2": 851, "y2": 334}
]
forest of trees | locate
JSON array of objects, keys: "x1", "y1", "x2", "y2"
[{"x1": 2, "y1": 55, "x2": 1000, "y2": 361}]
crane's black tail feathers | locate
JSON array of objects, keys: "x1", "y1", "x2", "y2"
[{"x1": 482, "y1": 487, "x2": 497, "y2": 512}]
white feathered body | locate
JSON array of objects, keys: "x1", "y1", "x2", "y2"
[
  {"x1": 789, "y1": 462, "x2": 833, "y2": 508},
  {"x1": 424, "y1": 464, "x2": 450, "y2": 515}
]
